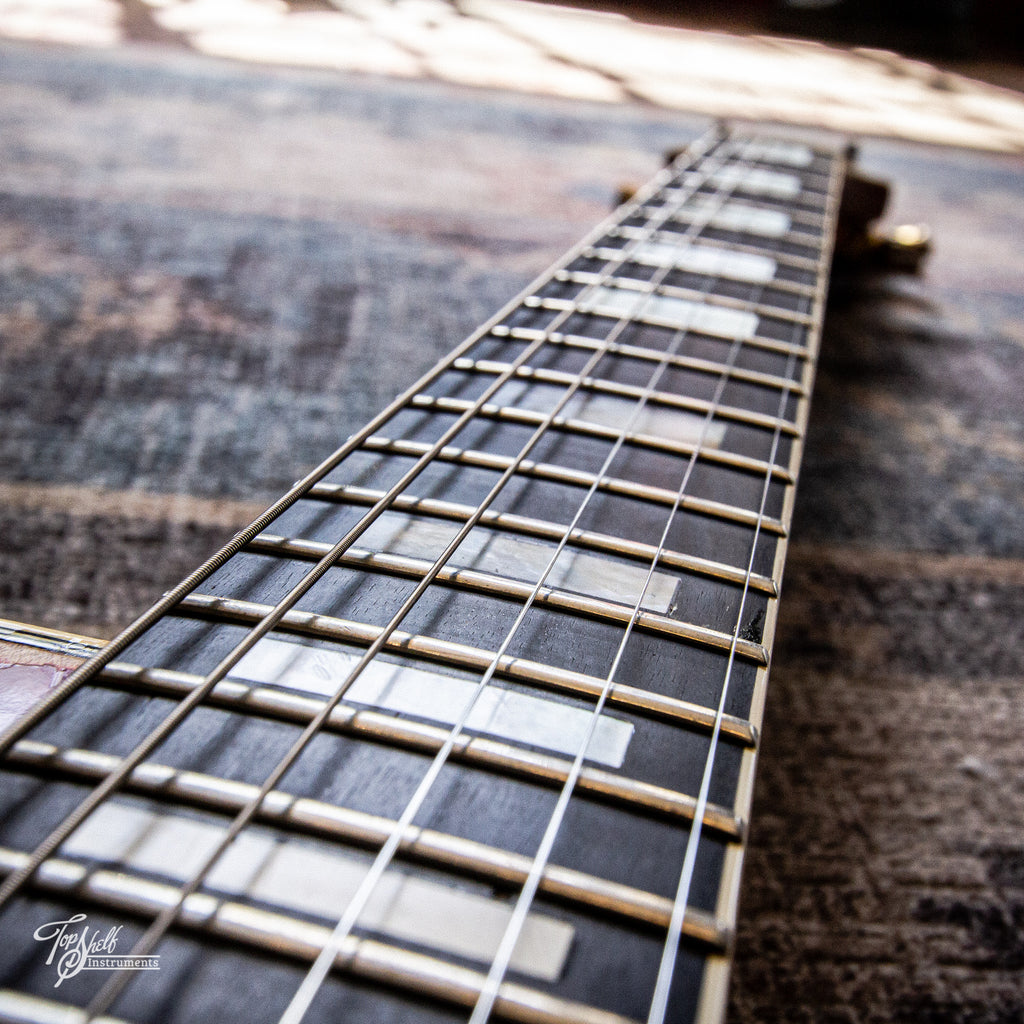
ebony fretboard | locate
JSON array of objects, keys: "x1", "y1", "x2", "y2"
[{"x1": 0, "y1": 127, "x2": 844, "y2": 1024}]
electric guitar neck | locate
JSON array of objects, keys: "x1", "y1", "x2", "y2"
[{"x1": 0, "y1": 125, "x2": 849, "y2": 1024}]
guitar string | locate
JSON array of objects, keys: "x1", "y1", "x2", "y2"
[
  {"x1": 2, "y1": 134, "x2": 815, "y2": 1015},
  {"x1": 274, "y1": 141, "x2": 781, "y2": 1024},
  {"x1": 0, "y1": 127, "x2": 723, "y2": 917},
  {"x1": 65, "y1": 132, "x2": 750, "y2": 1020},
  {"x1": 0, "y1": 125, "x2": 724, "y2": 771},
  {"x1": 461, "y1": 147, "x2": 830, "y2": 1024},
  {"x1": 649, "y1": 321, "x2": 796, "y2": 1024},
  {"x1": 645, "y1": 149, "x2": 843, "y2": 1024}
]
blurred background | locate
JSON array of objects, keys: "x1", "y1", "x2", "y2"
[{"x1": 1, "y1": 1, "x2": 1023, "y2": 1021}]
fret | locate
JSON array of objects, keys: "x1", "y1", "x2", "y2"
[
  {"x1": 522, "y1": 293, "x2": 810, "y2": 356},
  {"x1": 624, "y1": 204, "x2": 821, "y2": 253},
  {"x1": 91, "y1": 658, "x2": 755, "y2": 792},
  {"x1": 495, "y1": 319, "x2": 810, "y2": 364},
  {"x1": 304, "y1": 482, "x2": 780, "y2": 595},
  {"x1": 0, "y1": 855, "x2": 640, "y2": 1024},
  {"x1": 491, "y1": 326, "x2": 809, "y2": 392},
  {"x1": 719, "y1": 137, "x2": 820, "y2": 171},
  {"x1": 56, "y1": 656, "x2": 743, "y2": 839},
  {"x1": 416, "y1": 373, "x2": 801, "y2": 441},
  {"x1": 581, "y1": 246, "x2": 818, "y2": 300},
  {"x1": 5, "y1": 739, "x2": 728, "y2": 947},
  {"x1": 612, "y1": 225, "x2": 821, "y2": 274},
  {"x1": 691, "y1": 167, "x2": 831, "y2": 200},
  {"x1": 167, "y1": 593, "x2": 762, "y2": 742},
  {"x1": 241, "y1": 533, "x2": 768, "y2": 661},
  {"x1": 657, "y1": 187, "x2": 829, "y2": 232},
  {"x1": 357, "y1": 435, "x2": 788, "y2": 533},
  {"x1": 455, "y1": 351, "x2": 805, "y2": 414},
  {"x1": 525, "y1": 292, "x2": 809, "y2": 358},
  {"x1": 408, "y1": 390, "x2": 797, "y2": 479},
  {"x1": 0, "y1": 128, "x2": 847, "y2": 1024},
  {"x1": 552, "y1": 268, "x2": 814, "y2": 325}
]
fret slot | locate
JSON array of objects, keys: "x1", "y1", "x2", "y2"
[
  {"x1": 6, "y1": 740, "x2": 729, "y2": 947},
  {"x1": 83, "y1": 654, "x2": 745, "y2": 838},
  {"x1": 242, "y1": 533, "x2": 769, "y2": 662}
]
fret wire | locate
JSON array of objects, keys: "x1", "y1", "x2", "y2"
[
  {"x1": 169, "y1": 594, "x2": 761, "y2": 742},
  {"x1": 305, "y1": 482, "x2": 779, "y2": 595},
  {"x1": 359, "y1": 437, "x2": 788, "y2": 535},
  {"x1": 0, "y1": 127, "x2": 727, "y2": 902},
  {"x1": 612, "y1": 226, "x2": 820, "y2": 272},
  {"x1": 277, "y1": 139, "x2": 788, "y2": 1024},
  {"x1": 662, "y1": 188, "x2": 829, "y2": 226},
  {"x1": 407, "y1": 391, "x2": 796, "y2": 480},
  {"x1": 0, "y1": 305, "x2": 574, "y2": 924},
  {"x1": 0, "y1": 862, "x2": 639, "y2": 1024},
  {"x1": 626, "y1": 211, "x2": 823, "y2": 253},
  {"x1": 422, "y1": 364, "x2": 802, "y2": 434},
  {"x1": 6, "y1": 739, "x2": 729, "y2": 946},
  {"x1": 244, "y1": 534, "x2": 768, "y2": 662},
  {"x1": 0, "y1": 136, "x2": 815, "y2": 1024},
  {"x1": 464, "y1": 151, "x2": 839, "y2": 1024},
  {"x1": 579, "y1": 248, "x2": 818, "y2": 299},
  {"x1": 553, "y1": 269, "x2": 815, "y2": 326},
  {"x1": 646, "y1": 147, "x2": 845, "y2": 1024},
  {"x1": 90, "y1": 657, "x2": 744, "y2": 833},
  {"x1": 455, "y1": 349, "x2": 805, "y2": 409},
  {"x1": 678, "y1": 159, "x2": 834, "y2": 188},
  {"x1": 60, "y1": 130, "x2": 751, "y2": 1022},
  {"x1": 672, "y1": 170, "x2": 832, "y2": 207},
  {"x1": 466, "y1": 292, "x2": 755, "y2": 1024},
  {"x1": 499, "y1": 321, "x2": 810, "y2": 363},
  {"x1": 493, "y1": 326, "x2": 809, "y2": 391},
  {"x1": 528, "y1": 296, "x2": 811, "y2": 366},
  {"x1": 0, "y1": 128, "x2": 724, "y2": 770}
]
